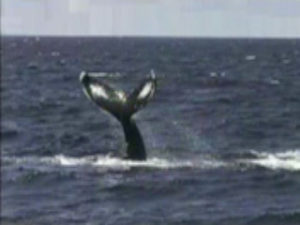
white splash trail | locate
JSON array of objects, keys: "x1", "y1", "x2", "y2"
[
  {"x1": 239, "y1": 150, "x2": 300, "y2": 171},
  {"x1": 48, "y1": 154, "x2": 224, "y2": 169},
  {"x1": 3, "y1": 154, "x2": 225, "y2": 171},
  {"x1": 3, "y1": 149, "x2": 300, "y2": 171}
]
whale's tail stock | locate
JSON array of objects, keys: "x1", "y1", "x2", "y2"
[{"x1": 79, "y1": 70, "x2": 157, "y2": 160}]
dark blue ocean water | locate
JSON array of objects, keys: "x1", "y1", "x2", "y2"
[{"x1": 1, "y1": 36, "x2": 300, "y2": 225}]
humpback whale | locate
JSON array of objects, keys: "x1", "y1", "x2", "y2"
[{"x1": 80, "y1": 71, "x2": 157, "y2": 160}]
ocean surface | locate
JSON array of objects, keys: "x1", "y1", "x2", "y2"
[{"x1": 1, "y1": 36, "x2": 300, "y2": 225}]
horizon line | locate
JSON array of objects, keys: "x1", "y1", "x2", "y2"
[{"x1": 2, "y1": 34, "x2": 300, "y2": 40}]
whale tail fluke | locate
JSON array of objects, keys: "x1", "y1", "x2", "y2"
[
  {"x1": 80, "y1": 71, "x2": 156, "y2": 160},
  {"x1": 126, "y1": 70, "x2": 157, "y2": 116},
  {"x1": 80, "y1": 70, "x2": 157, "y2": 121}
]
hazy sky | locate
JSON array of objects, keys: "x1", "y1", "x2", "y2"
[{"x1": 2, "y1": 0, "x2": 300, "y2": 37}]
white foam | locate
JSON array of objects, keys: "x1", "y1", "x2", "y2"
[
  {"x1": 268, "y1": 79, "x2": 280, "y2": 85},
  {"x1": 51, "y1": 155, "x2": 196, "y2": 169},
  {"x1": 245, "y1": 55, "x2": 256, "y2": 61},
  {"x1": 3, "y1": 154, "x2": 225, "y2": 171},
  {"x1": 4, "y1": 150, "x2": 300, "y2": 172},
  {"x1": 241, "y1": 150, "x2": 300, "y2": 171}
]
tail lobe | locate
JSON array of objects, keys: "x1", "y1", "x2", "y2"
[{"x1": 80, "y1": 71, "x2": 157, "y2": 121}]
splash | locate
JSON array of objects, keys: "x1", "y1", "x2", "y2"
[
  {"x1": 3, "y1": 150, "x2": 300, "y2": 172},
  {"x1": 240, "y1": 150, "x2": 300, "y2": 171},
  {"x1": 3, "y1": 154, "x2": 225, "y2": 171},
  {"x1": 44, "y1": 154, "x2": 226, "y2": 170},
  {"x1": 54, "y1": 154, "x2": 194, "y2": 169}
]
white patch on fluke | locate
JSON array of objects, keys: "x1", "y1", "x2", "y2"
[
  {"x1": 116, "y1": 91, "x2": 126, "y2": 102},
  {"x1": 90, "y1": 84, "x2": 108, "y2": 99},
  {"x1": 138, "y1": 82, "x2": 153, "y2": 100}
]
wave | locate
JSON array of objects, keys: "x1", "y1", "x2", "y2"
[{"x1": 3, "y1": 150, "x2": 300, "y2": 172}]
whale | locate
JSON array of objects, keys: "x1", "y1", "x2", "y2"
[{"x1": 80, "y1": 71, "x2": 157, "y2": 160}]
